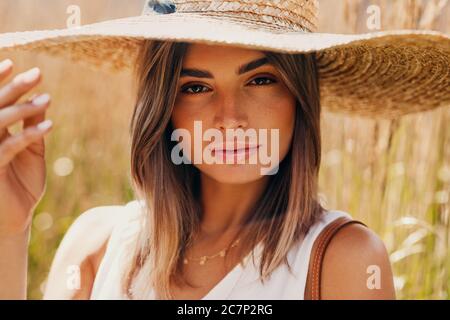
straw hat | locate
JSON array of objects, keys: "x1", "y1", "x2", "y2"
[{"x1": 0, "y1": 0, "x2": 449, "y2": 118}]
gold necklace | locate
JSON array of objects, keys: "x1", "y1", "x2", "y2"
[{"x1": 183, "y1": 238, "x2": 241, "y2": 265}]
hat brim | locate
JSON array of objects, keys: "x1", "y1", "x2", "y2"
[{"x1": 0, "y1": 13, "x2": 449, "y2": 118}]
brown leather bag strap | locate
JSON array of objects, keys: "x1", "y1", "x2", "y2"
[{"x1": 305, "y1": 215, "x2": 368, "y2": 300}]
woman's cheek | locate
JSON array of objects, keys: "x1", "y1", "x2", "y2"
[
  {"x1": 262, "y1": 96, "x2": 296, "y2": 157},
  {"x1": 173, "y1": 97, "x2": 201, "y2": 123},
  {"x1": 173, "y1": 99, "x2": 212, "y2": 125},
  {"x1": 255, "y1": 94, "x2": 295, "y2": 128}
]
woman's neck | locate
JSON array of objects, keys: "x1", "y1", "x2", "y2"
[{"x1": 198, "y1": 174, "x2": 270, "y2": 240}]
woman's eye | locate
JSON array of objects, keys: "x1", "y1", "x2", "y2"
[
  {"x1": 180, "y1": 77, "x2": 277, "y2": 95},
  {"x1": 248, "y1": 76, "x2": 277, "y2": 86},
  {"x1": 181, "y1": 84, "x2": 210, "y2": 95}
]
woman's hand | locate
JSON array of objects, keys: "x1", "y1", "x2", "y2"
[{"x1": 0, "y1": 59, "x2": 53, "y2": 237}]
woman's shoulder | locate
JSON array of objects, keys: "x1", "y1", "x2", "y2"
[
  {"x1": 122, "y1": 199, "x2": 147, "y2": 220},
  {"x1": 45, "y1": 200, "x2": 146, "y2": 299},
  {"x1": 87, "y1": 199, "x2": 147, "y2": 247},
  {"x1": 316, "y1": 209, "x2": 396, "y2": 299},
  {"x1": 305, "y1": 209, "x2": 353, "y2": 238},
  {"x1": 44, "y1": 203, "x2": 127, "y2": 299},
  {"x1": 316, "y1": 209, "x2": 391, "y2": 268},
  {"x1": 80, "y1": 199, "x2": 146, "y2": 238},
  {"x1": 63, "y1": 201, "x2": 139, "y2": 246},
  {"x1": 316, "y1": 209, "x2": 386, "y2": 257}
]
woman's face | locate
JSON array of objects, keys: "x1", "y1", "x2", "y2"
[{"x1": 171, "y1": 43, "x2": 296, "y2": 184}]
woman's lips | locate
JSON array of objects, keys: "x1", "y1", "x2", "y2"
[
  {"x1": 212, "y1": 145, "x2": 260, "y2": 161},
  {"x1": 214, "y1": 145, "x2": 259, "y2": 152}
]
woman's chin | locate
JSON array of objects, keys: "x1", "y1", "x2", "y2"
[{"x1": 197, "y1": 164, "x2": 272, "y2": 184}]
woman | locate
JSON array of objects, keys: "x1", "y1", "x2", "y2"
[{"x1": 0, "y1": 0, "x2": 448, "y2": 300}]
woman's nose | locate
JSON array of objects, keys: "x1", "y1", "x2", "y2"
[{"x1": 213, "y1": 96, "x2": 248, "y2": 130}]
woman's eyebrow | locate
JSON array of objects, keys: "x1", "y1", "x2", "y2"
[{"x1": 180, "y1": 56, "x2": 270, "y2": 78}]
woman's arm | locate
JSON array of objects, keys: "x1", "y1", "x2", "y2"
[
  {"x1": 321, "y1": 223, "x2": 396, "y2": 299},
  {"x1": 0, "y1": 227, "x2": 31, "y2": 299},
  {"x1": 0, "y1": 59, "x2": 52, "y2": 299}
]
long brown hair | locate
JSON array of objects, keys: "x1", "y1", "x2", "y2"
[{"x1": 123, "y1": 39, "x2": 326, "y2": 299}]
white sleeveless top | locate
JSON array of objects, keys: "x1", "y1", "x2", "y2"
[{"x1": 90, "y1": 200, "x2": 352, "y2": 300}]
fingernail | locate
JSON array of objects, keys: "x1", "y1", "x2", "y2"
[
  {"x1": 32, "y1": 93, "x2": 50, "y2": 106},
  {"x1": 0, "y1": 59, "x2": 12, "y2": 73},
  {"x1": 13, "y1": 67, "x2": 40, "y2": 85},
  {"x1": 22, "y1": 67, "x2": 40, "y2": 83},
  {"x1": 37, "y1": 119, "x2": 52, "y2": 131}
]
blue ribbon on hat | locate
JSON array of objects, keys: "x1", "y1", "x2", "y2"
[{"x1": 148, "y1": 0, "x2": 177, "y2": 14}]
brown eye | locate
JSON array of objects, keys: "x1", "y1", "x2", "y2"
[
  {"x1": 248, "y1": 76, "x2": 277, "y2": 86},
  {"x1": 181, "y1": 84, "x2": 210, "y2": 95}
]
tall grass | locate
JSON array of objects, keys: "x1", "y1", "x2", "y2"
[{"x1": 0, "y1": 0, "x2": 448, "y2": 299}]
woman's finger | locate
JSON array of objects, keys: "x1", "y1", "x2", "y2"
[
  {"x1": 0, "y1": 59, "x2": 13, "y2": 83},
  {"x1": 0, "y1": 67, "x2": 41, "y2": 108},
  {"x1": 0, "y1": 119, "x2": 53, "y2": 168},
  {"x1": 0, "y1": 59, "x2": 14, "y2": 139},
  {"x1": 0, "y1": 94, "x2": 51, "y2": 130},
  {"x1": 23, "y1": 94, "x2": 48, "y2": 129},
  {"x1": 0, "y1": 128, "x2": 10, "y2": 143}
]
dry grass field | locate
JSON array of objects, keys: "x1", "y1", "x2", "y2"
[{"x1": 0, "y1": 0, "x2": 448, "y2": 299}]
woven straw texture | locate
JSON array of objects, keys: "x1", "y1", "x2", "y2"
[{"x1": 0, "y1": 0, "x2": 448, "y2": 118}]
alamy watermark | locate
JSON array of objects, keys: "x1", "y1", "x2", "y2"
[
  {"x1": 367, "y1": 264, "x2": 382, "y2": 290},
  {"x1": 66, "y1": 5, "x2": 81, "y2": 28},
  {"x1": 366, "y1": 4, "x2": 381, "y2": 30},
  {"x1": 66, "y1": 264, "x2": 81, "y2": 290},
  {"x1": 170, "y1": 121, "x2": 280, "y2": 175}
]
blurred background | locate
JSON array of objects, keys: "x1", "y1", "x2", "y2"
[{"x1": 0, "y1": 0, "x2": 448, "y2": 299}]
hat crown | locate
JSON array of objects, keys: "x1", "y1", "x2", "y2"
[{"x1": 143, "y1": 0, "x2": 319, "y2": 32}]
